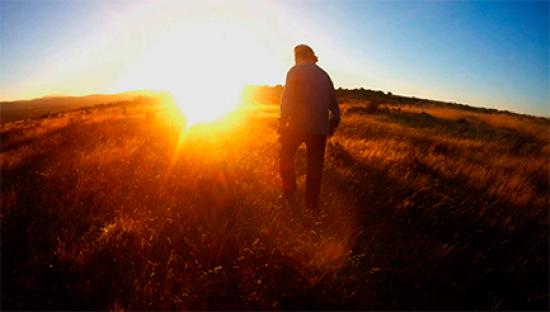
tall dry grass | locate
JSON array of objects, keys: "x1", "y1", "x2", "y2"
[{"x1": 1, "y1": 98, "x2": 548, "y2": 310}]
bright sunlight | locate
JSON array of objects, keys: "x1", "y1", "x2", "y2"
[
  {"x1": 110, "y1": 2, "x2": 287, "y2": 125},
  {"x1": 151, "y1": 19, "x2": 251, "y2": 124}
]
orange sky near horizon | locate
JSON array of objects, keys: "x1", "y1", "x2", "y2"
[
  {"x1": 2, "y1": 1, "x2": 359, "y2": 99},
  {"x1": 1, "y1": 1, "x2": 365, "y2": 123},
  {"x1": 1, "y1": 0, "x2": 548, "y2": 116}
]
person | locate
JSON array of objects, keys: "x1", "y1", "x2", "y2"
[{"x1": 279, "y1": 44, "x2": 340, "y2": 209}]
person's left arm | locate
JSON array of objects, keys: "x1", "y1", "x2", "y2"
[{"x1": 327, "y1": 76, "x2": 340, "y2": 136}]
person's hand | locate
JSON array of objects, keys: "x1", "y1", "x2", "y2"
[{"x1": 278, "y1": 118, "x2": 289, "y2": 142}]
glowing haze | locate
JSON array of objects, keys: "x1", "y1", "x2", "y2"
[
  {"x1": 0, "y1": 0, "x2": 548, "y2": 116},
  {"x1": 105, "y1": 1, "x2": 299, "y2": 123}
]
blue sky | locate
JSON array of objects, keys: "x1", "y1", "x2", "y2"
[{"x1": 0, "y1": 0, "x2": 548, "y2": 116}]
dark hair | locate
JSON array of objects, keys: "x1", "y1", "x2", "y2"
[{"x1": 294, "y1": 44, "x2": 318, "y2": 62}]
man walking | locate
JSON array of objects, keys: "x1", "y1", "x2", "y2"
[{"x1": 279, "y1": 44, "x2": 340, "y2": 209}]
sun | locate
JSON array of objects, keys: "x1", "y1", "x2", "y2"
[
  {"x1": 105, "y1": 1, "x2": 302, "y2": 127},
  {"x1": 137, "y1": 20, "x2": 247, "y2": 125},
  {"x1": 158, "y1": 20, "x2": 248, "y2": 125},
  {"x1": 111, "y1": 6, "x2": 285, "y2": 127}
]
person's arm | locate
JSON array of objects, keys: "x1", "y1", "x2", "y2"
[
  {"x1": 328, "y1": 76, "x2": 340, "y2": 135},
  {"x1": 280, "y1": 69, "x2": 294, "y2": 129}
]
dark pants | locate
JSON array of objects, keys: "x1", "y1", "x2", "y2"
[{"x1": 280, "y1": 133, "x2": 327, "y2": 209}]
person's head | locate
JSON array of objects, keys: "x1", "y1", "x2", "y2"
[{"x1": 294, "y1": 44, "x2": 318, "y2": 64}]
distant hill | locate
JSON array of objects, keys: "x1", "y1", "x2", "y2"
[
  {"x1": 243, "y1": 85, "x2": 547, "y2": 120},
  {"x1": 0, "y1": 90, "x2": 168, "y2": 123},
  {"x1": 2, "y1": 86, "x2": 546, "y2": 124}
]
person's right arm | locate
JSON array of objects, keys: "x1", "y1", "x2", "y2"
[{"x1": 280, "y1": 69, "x2": 294, "y2": 128}]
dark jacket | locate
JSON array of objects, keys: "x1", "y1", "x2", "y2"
[{"x1": 280, "y1": 63, "x2": 340, "y2": 135}]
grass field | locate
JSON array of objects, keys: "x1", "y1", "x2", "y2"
[{"x1": 1, "y1": 94, "x2": 548, "y2": 310}]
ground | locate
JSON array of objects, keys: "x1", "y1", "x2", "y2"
[{"x1": 1, "y1": 96, "x2": 548, "y2": 310}]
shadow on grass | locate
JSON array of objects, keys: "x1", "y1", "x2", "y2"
[
  {"x1": 303, "y1": 141, "x2": 549, "y2": 310},
  {"x1": 1, "y1": 118, "x2": 129, "y2": 309}
]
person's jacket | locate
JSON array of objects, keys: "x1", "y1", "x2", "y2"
[{"x1": 280, "y1": 63, "x2": 340, "y2": 135}]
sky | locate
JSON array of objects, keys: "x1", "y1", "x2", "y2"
[{"x1": 0, "y1": 0, "x2": 548, "y2": 116}]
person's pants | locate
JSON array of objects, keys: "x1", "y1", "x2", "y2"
[{"x1": 280, "y1": 133, "x2": 327, "y2": 209}]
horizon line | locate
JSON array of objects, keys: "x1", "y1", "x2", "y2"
[{"x1": 1, "y1": 87, "x2": 547, "y2": 119}]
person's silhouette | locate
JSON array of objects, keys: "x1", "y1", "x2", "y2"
[{"x1": 279, "y1": 44, "x2": 340, "y2": 209}]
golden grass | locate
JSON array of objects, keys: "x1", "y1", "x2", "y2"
[{"x1": 1, "y1": 98, "x2": 548, "y2": 309}]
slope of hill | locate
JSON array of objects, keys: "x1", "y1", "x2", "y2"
[
  {"x1": 1, "y1": 94, "x2": 548, "y2": 309},
  {"x1": 0, "y1": 90, "x2": 169, "y2": 124},
  {"x1": 245, "y1": 85, "x2": 549, "y2": 120}
]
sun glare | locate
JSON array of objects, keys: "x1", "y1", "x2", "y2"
[
  {"x1": 110, "y1": 2, "x2": 288, "y2": 126},
  {"x1": 163, "y1": 20, "x2": 249, "y2": 125}
]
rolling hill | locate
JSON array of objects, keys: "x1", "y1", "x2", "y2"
[{"x1": 1, "y1": 89, "x2": 548, "y2": 310}]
